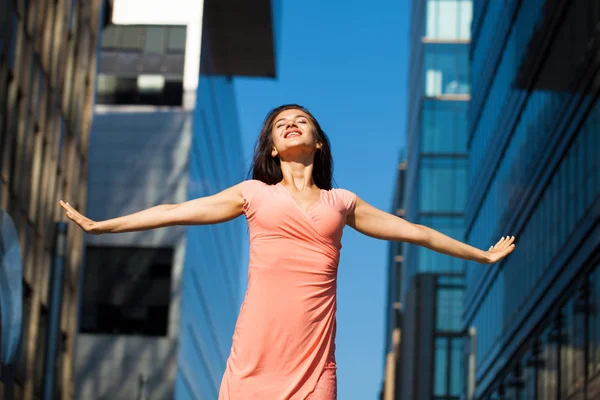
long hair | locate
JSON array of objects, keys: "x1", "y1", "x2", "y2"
[{"x1": 249, "y1": 104, "x2": 334, "y2": 190}]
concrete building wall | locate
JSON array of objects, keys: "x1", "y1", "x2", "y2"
[{"x1": 75, "y1": 110, "x2": 192, "y2": 400}]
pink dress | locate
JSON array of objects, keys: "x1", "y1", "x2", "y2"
[{"x1": 218, "y1": 180, "x2": 357, "y2": 400}]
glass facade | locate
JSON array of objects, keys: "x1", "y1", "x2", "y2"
[
  {"x1": 385, "y1": 1, "x2": 471, "y2": 398},
  {"x1": 464, "y1": 0, "x2": 600, "y2": 398},
  {"x1": 0, "y1": 0, "x2": 107, "y2": 398},
  {"x1": 433, "y1": 276, "x2": 464, "y2": 400},
  {"x1": 174, "y1": 40, "x2": 247, "y2": 400},
  {"x1": 403, "y1": 0, "x2": 471, "y2": 296}
]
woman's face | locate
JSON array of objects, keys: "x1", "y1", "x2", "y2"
[{"x1": 271, "y1": 108, "x2": 322, "y2": 158}]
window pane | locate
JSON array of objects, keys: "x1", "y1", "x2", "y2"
[
  {"x1": 434, "y1": 337, "x2": 448, "y2": 395},
  {"x1": 450, "y1": 338, "x2": 463, "y2": 395},
  {"x1": 438, "y1": 0, "x2": 459, "y2": 39},
  {"x1": 119, "y1": 26, "x2": 143, "y2": 50},
  {"x1": 144, "y1": 26, "x2": 166, "y2": 53},
  {"x1": 458, "y1": 0, "x2": 472, "y2": 39},
  {"x1": 424, "y1": 43, "x2": 470, "y2": 96},
  {"x1": 80, "y1": 246, "x2": 174, "y2": 337},
  {"x1": 437, "y1": 287, "x2": 464, "y2": 330},
  {"x1": 421, "y1": 100, "x2": 468, "y2": 154},
  {"x1": 420, "y1": 157, "x2": 467, "y2": 212},
  {"x1": 167, "y1": 26, "x2": 186, "y2": 52}
]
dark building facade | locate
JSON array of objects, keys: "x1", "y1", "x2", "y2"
[
  {"x1": 0, "y1": 0, "x2": 110, "y2": 399},
  {"x1": 399, "y1": 273, "x2": 464, "y2": 400},
  {"x1": 463, "y1": 0, "x2": 600, "y2": 398}
]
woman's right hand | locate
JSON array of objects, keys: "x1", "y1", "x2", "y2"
[{"x1": 59, "y1": 200, "x2": 100, "y2": 234}]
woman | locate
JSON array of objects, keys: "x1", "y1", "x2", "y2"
[{"x1": 59, "y1": 104, "x2": 515, "y2": 399}]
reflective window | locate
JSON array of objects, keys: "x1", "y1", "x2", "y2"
[
  {"x1": 467, "y1": 99, "x2": 600, "y2": 338},
  {"x1": 144, "y1": 26, "x2": 166, "y2": 53},
  {"x1": 96, "y1": 74, "x2": 183, "y2": 106},
  {"x1": 433, "y1": 336, "x2": 463, "y2": 399},
  {"x1": 450, "y1": 338, "x2": 463, "y2": 396},
  {"x1": 422, "y1": 100, "x2": 468, "y2": 154},
  {"x1": 470, "y1": 0, "x2": 545, "y2": 108},
  {"x1": 425, "y1": 43, "x2": 470, "y2": 96},
  {"x1": 426, "y1": 0, "x2": 472, "y2": 40},
  {"x1": 437, "y1": 286, "x2": 463, "y2": 331},
  {"x1": 102, "y1": 25, "x2": 187, "y2": 54},
  {"x1": 167, "y1": 26, "x2": 187, "y2": 53},
  {"x1": 80, "y1": 246, "x2": 174, "y2": 337},
  {"x1": 434, "y1": 337, "x2": 448, "y2": 396},
  {"x1": 420, "y1": 157, "x2": 467, "y2": 213}
]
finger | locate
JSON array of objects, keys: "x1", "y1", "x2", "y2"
[
  {"x1": 64, "y1": 203, "x2": 83, "y2": 218},
  {"x1": 503, "y1": 244, "x2": 516, "y2": 257},
  {"x1": 502, "y1": 237, "x2": 515, "y2": 249}
]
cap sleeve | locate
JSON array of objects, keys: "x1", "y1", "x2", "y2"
[
  {"x1": 334, "y1": 188, "x2": 357, "y2": 217},
  {"x1": 240, "y1": 179, "x2": 265, "y2": 217}
]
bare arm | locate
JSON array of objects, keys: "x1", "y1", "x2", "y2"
[
  {"x1": 59, "y1": 183, "x2": 246, "y2": 234},
  {"x1": 346, "y1": 196, "x2": 516, "y2": 264}
]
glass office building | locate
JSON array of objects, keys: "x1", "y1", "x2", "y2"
[
  {"x1": 463, "y1": 1, "x2": 600, "y2": 398},
  {"x1": 403, "y1": 0, "x2": 471, "y2": 293},
  {"x1": 385, "y1": 0, "x2": 472, "y2": 399},
  {"x1": 0, "y1": 0, "x2": 109, "y2": 399},
  {"x1": 75, "y1": 1, "x2": 277, "y2": 399}
]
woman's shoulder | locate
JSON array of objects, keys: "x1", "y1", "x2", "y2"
[
  {"x1": 240, "y1": 179, "x2": 268, "y2": 188},
  {"x1": 329, "y1": 187, "x2": 356, "y2": 198},
  {"x1": 239, "y1": 179, "x2": 271, "y2": 198},
  {"x1": 328, "y1": 187, "x2": 357, "y2": 213}
]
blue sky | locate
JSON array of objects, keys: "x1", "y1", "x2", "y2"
[{"x1": 234, "y1": 1, "x2": 410, "y2": 397}]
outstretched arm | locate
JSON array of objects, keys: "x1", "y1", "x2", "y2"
[
  {"x1": 59, "y1": 183, "x2": 246, "y2": 234},
  {"x1": 346, "y1": 196, "x2": 516, "y2": 265}
]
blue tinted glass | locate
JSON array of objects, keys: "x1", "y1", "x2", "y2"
[
  {"x1": 420, "y1": 157, "x2": 467, "y2": 212},
  {"x1": 450, "y1": 338, "x2": 463, "y2": 395},
  {"x1": 434, "y1": 338, "x2": 448, "y2": 395},
  {"x1": 424, "y1": 43, "x2": 470, "y2": 96},
  {"x1": 426, "y1": 0, "x2": 472, "y2": 40},
  {"x1": 178, "y1": 72, "x2": 247, "y2": 398},
  {"x1": 422, "y1": 100, "x2": 468, "y2": 154},
  {"x1": 437, "y1": 287, "x2": 464, "y2": 331}
]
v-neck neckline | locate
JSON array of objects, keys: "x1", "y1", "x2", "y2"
[{"x1": 277, "y1": 182, "x2": 323, "y2": 215}]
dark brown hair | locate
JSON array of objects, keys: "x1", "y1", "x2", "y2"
[{"x1": 249, "y1": 104, "x2": 333, "y2": 190}]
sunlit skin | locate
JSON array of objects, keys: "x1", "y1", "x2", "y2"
[{"x1": 58, "y1": 108, "x2": 516, "y2": 264}]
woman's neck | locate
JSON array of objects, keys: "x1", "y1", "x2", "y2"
[{"x1": 279, "y1": 160, "x2": 316, "y2": 190}]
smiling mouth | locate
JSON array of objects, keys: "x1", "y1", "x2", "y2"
[{"x1": 284, "y1": 131, "x2": 302, "y2": 138}]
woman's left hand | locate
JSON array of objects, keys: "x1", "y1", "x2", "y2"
[{"x1": 485, "y1": 236, "x2": 516, "y2": 264}]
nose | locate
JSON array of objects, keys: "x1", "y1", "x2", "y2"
[{"x1": 285, "y1": 120, "x2": 297, "y2": 128}]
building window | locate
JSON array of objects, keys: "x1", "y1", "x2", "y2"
[
  {"x1": 424, "y1": 43, "x2": 470, "y2": 96},
  {"x1": 426, "y1": 0, "x2": 472, "y2": 40},
  {"x1": 421, "y1": 100, "x2": 468, "y2": 154},
  {"x1": 102, "y1": 25, "x2": 187, "y2": 54},
  {"x1": 80, "y1": 246, "x2": 174, "y2": 337},
  {"x1": 434, "y1": 337, "x2": 448, "y2": 397},
  {"x1": 97, "y1": 74, "x2": 183, "y2": 106},
  {"x1": 419, "y1": 157, "x2": 467, "y2": 213},
  {"x1": 433, "y1": 336, "x2": 463, "y2": 399}
]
